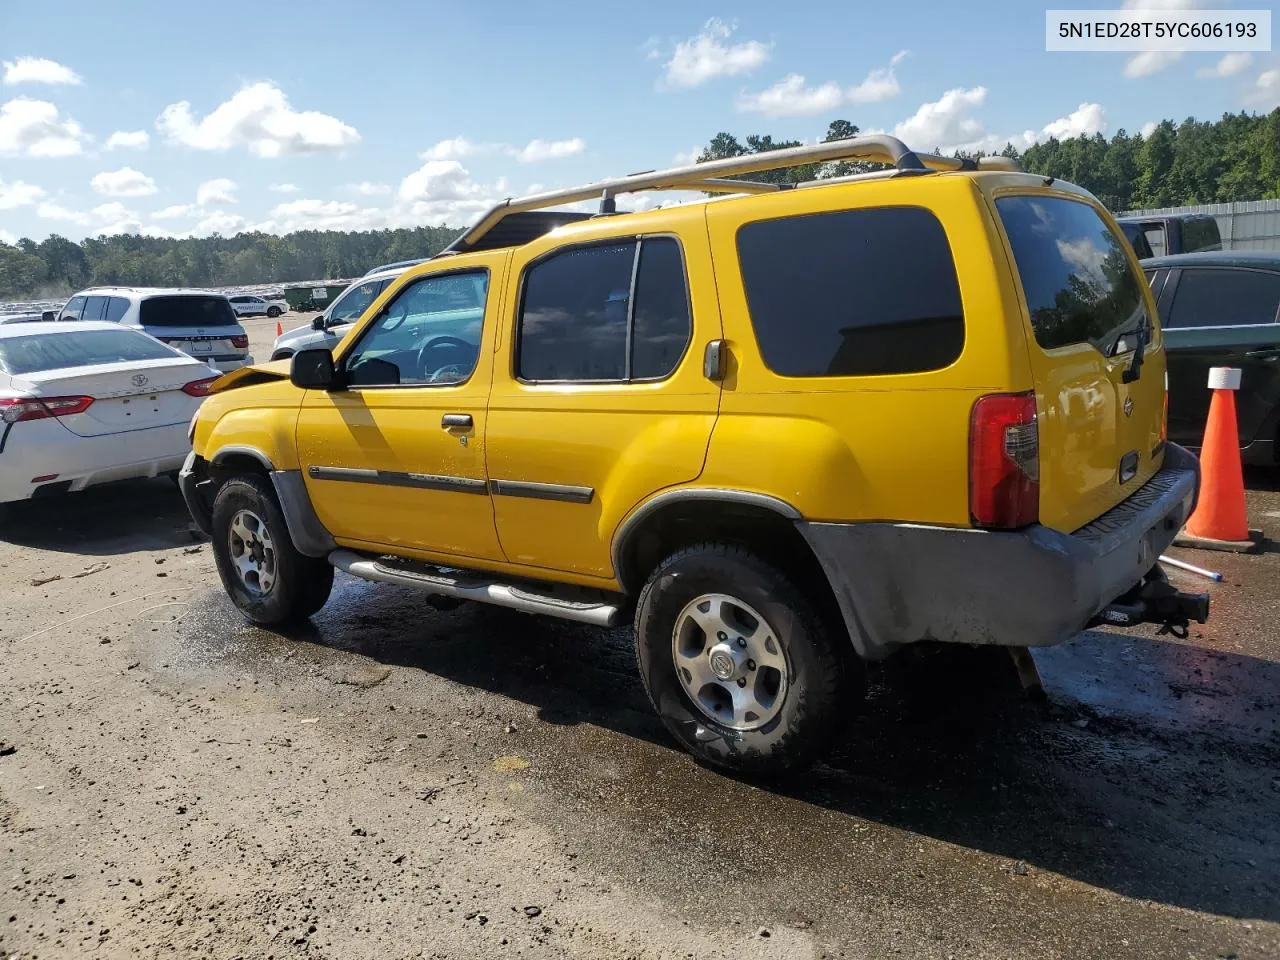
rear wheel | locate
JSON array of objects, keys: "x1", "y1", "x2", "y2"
[
  {"x1": 634, "y1": 542, "x2": 859, "y2": 775},
  {"x1": 210, "y1": 474, "x2": 333, "y2": 625},
  {"x1": 267, "y1": 305, "x2": 282, "y2": 318}
]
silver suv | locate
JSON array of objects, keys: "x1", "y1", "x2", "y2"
[
  {"x1": 269, "y1": 266, "x2": 408, "y2": 360},
  {"x1": 59, "y1": 288, "x2": 252, "y2": 372}
]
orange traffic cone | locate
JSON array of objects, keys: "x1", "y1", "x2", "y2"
[
  {"x1": 275, "y1": 319, "x2": 284, "y2": 337},
  {"x1": 1175, "y1": 367, "x2": 1258, "y2": 552}
]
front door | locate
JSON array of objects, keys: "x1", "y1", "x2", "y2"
[
  {"x1": 485, "y1": 207, "x2": 722, "y2": 579},
  {"x1": 1160, "y1": 266, "x2": 1280, "y2": 447},
  {"x1": 296, "y1": 255, "x2": 508, "y2": 562}
]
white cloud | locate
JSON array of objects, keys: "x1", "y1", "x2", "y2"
[
  {"x1": 0, "y1": 229, "x2": 16, "y2": 245},
  {"x1": 515, "y1": 138, "x2": 585, "y2": 162},
  {"x1": 347, "y1": 181, "x2": 391, "y2": 196},
  {"x1": 892, "y1": 86, "x2": 989, "y2": 149},
  {"x1": 105, "y1": 129, "x2": 149, "y2": 150},
  {"x1": 152, "y1": 203, "x2": 195, "y2": 220},
  {"x1": 196, "y1": 177, "x2": 237, "y2": 205},
  {"x1": 0, "y1": 97, "x2": 89, "y2": 156},
  {"x1": 1247, "y1": 68, "x2": 1280, "y2": 107},
  {"x1": 420, "y1": 136, "x2": 494, "y2": 160},
  {"x1": 269, "y1": 182, "x2": 300, "y2": 193},
  {"x1": 254, "y1": 197, "x2": 390, "y2": 234},
  {"x1": 37, "y1": 201, "x2": 89, "y2": 224},
  {"x1": 663, "y1": 18, "x2": 771, "y2": 88},
  {"x1": 2, "y1": 57, "x2": 82, "y2": 86},
  {"x1": 738, "y1": 74, "x2": 844, "y2": 117},
  {"x1": 1041, "y1": 102, "x2": 1107, "y2": 140},
  {"x1": 1140, "y1": 120, "x2": 1158, "y2": 138},
  {"x1": 1124, "y1": 50, "x2": 1183, "y2": 78},
  {"x1": 1197, "y1": 53, "x2": 1252, "y2": 78},
  {"x1": 673, "y1": 145, "x2": 701, "y2": 165},
  {"x1": 849, "y1": 50, "x2": 908, "y2": 103},
  {"x1": 194, "y1": 210, "x2": 246, "y2": 236},
  {"x1": 0, "y1": 178, "x2": 46, "y2": 210},
  {"x1": 90, "y1": 166, "x2": 158, "y2": 197},
  {"x1": 394, "y1": 159, "x2": 501, "y2": 227},
  {"x1": 157, "y1": 81, "x2": 360, "y2": 157}
]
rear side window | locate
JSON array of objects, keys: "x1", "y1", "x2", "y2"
[
  {"x1": 736, "y1": 207, "x2": 964, "y2": 377},
  {"x1": 997, "y1": 196, "x2": 1148, "y2": 354},
  {"x1": 1181, "y1": 218, "x2": 1222, "y2": 253},
  {"x1": 1167, "y1": 269, "x2": 1280, "y2": 328},
  {"x1": 139, "y1": 295, "x2": 237, "y2": 327},
  {"x1": 1142, "y1": 224, "x2": 1166, "y2": 258},
  {"x1": 518, "y1": 238, "x2": 692, "y2": 382},
  {"x1": 1120, "y1": 222, "x2": 1154, "y2": 260},
  {"x1": 0, "y1": 328, "x2": 178, "y2": 375},
  {"x1": 82, "y1": 295, "x2": 108, "y2": 321},
  {"x1": 104, "y1": 296, "x2": 130, "y2": 322}
]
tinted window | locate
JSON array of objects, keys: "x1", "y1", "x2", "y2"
[
  {"x1": 518, "y1": 243, "x2": 634, "y2": 381},
  {"x1": 345, "y1": 271, "x2": 488, "y2": 387},
  {"x1": 139, "y1": 295, "x2": 237, "y2": 327},
  {"x1": 736, "y1": 207, "x2": 964, "y2": 377},
  {"x1": 0, "y1": 328, "x2": 178, "y2": 375},
  {"x1": 103, "y1": 296, "x2": 129, "y2": 322},
  {"x1": 1181, "y1": 218, "x2": 1222, "y2": 253},
  {"x1": 329, "y1": 279, "x2": 386, "y2": 324},
  {"x1": 1143, "y1": 224, "x2": 1167, "y2": 258},
  {"x1": 631, "y1": 239, "x2": 691, "y2": 379},
  {"x1": 1121, "y1": 222, "x2": 1154, "y2": 260},
  {"x1": 82, "y1": 295, "x2": 108, "y2": 321},
  {"x1": 59, "y1": 296, "x2": 86, "y2": 321},
  {"x1": 997, "y1": 196, "x2": 1147, "y2": 355},
  {"x1": 1167, "y1": 269, "x2": 1280, "y2": 328}
]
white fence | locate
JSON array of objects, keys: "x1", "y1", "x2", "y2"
[{"x1": 1116, "y1": 199, "x2": 1280, "y2": 251}]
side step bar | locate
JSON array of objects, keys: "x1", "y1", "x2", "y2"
[{"x1": 329, "y1": 549, "x2": 624, "y2": 628}]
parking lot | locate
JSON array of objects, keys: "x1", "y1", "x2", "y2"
[{"x1": 0, "y1": 313, "x2": 1277, "y2": 959}]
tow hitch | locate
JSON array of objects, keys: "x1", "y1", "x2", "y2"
[{"x1": 1090, "y1": 570, "x2": 1210, "y2": 638}]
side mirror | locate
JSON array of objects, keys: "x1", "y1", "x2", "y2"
[
  {"x1": 291, "y1": 348, "x2": 340, "y2": 390},
  {"x1": 311, "y1": 314, "x2": 326, "y2": 331},
  {"x1": 41, "y1": 311, "x2": 57, "y2": 322}
]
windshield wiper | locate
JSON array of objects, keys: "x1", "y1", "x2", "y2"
[{"x1": 1122, "y1": 313, "x2": 1148, "y2": 383}]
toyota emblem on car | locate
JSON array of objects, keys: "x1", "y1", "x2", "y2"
[{"x1": 131, "y1": 373, "x2": 148, "y2": 387}]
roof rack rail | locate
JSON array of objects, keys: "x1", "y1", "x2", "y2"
[{"x1": 450, "y1": 135, "x2": 1021, "y2": 251}]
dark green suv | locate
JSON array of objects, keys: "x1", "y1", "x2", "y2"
[{"x1": 1144, "y1": 251, "x2": 1280, "y2": 465}]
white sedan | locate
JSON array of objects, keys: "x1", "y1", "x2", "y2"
[
  {"x1": 0, "y1": 321, "x2": 219, "y2": 517},
  {"x1": 228, "y1": 294, "x2": 287, "y2": 319}
]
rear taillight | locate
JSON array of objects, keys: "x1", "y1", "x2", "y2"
[
  {"x1": 231, "y1": 335, "x2": 249, "y2": 349},
  {"x1": 182, "y1": 377, "x2": 219, "y2": 397},
  {"x1": 0, "y1": 395, "x2": 94, "y2": 423},
  {"x1": 969, "y1": 392, "x2": 1039, "y2": 529}
]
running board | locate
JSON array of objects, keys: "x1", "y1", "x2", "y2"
[{"x1": 329, "y1": 549, "x2": 624, "y2": 627}]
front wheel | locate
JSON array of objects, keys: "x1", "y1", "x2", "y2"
[
  {"x1": 267, "y1": 305, "x2": 282, "y2": 318},
  {"x1": 210, "y1": 474, "x2": 333, "y2": 626},
  {"x1": 634, "y1": 542, "x2": 860, "y2": 775}
]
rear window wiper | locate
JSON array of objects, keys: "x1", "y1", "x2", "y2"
[{"x1": 1121, "y1": 313, "x2": 1148, "y2": 384}]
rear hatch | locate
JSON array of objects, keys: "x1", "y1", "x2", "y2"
[
  {"x1": 139, "y1": 295, "x2": 247, "y2": 361},
  {"x1": 993, "y1": 191, "x2": 1167, "y2": 532}
]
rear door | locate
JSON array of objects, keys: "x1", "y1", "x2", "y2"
[
  {"x1": 1161, "y1": 266, "x2": 1280, "y2": 446},
  {"x1": 994, "y1": 192, "x2": 1166, "y2": 532}
]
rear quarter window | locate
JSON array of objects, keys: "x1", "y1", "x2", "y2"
[
  {"x1": 997, "y1": 196, "x2": 1148, "y2": 355},
  {"x1": 1181, "y1": 218, "x2": 1222, "y2": 253},
  {"x1": 735, "y1": 206, "x2": 965, "y2": 377},
  {"x1": 139, "y1": 295, "x2": 237, "y2": 327}
]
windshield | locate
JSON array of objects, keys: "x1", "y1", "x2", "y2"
[
  {"x1": 329, "y1": 279, "x2": 386, "y2": 324},
  {"x1": 0, "y1": 328, "x2": 178, "y2": 375},
  {"x1": 139, "y1": 295, "x2": 237, "y2": 328}
]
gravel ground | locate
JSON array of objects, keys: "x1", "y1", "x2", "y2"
[{"x1": 0, "y1": 422, "x2": 1277, "y2": 957}]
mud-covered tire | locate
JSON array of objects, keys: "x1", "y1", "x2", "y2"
[
  {"x1": 266, "y1": 305, "x2": 282, "y2": 318},
  {"x1": 634, "y1": 542, "x2": 860, "y2": 775},
  {"x1": 210, "y1": 474, "x2": 333, "y2": 626}
]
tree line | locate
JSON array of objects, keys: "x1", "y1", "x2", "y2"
[{"x1": 2, "y1": 110, "x2": 1277, "y2": 301}]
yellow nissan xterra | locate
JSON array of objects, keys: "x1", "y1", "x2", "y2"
[{"x1": 181, "y1": 136, "x2": 1208, "y2": 774}]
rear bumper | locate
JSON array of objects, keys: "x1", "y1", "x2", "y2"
[
  {"x1": 179, "y1": 451, "x2": 213, "y2": 536},
  {"x1": 799, "y1": 444, "x2": 1202, "y2": 660}
]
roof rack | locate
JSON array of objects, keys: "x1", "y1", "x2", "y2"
[{"x1": 450, "y1": 135, "x2": 1021, "y2": 252}]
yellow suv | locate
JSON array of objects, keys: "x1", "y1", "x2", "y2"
[{"x1": 181, "y1": 136, "x2": 1208, "y2": 774}]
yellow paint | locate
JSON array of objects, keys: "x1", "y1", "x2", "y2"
[{"x1": 191, "y1": 166, "x2": 1165, "y2": 595}]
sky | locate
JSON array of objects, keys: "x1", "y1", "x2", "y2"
[{"x1": 1, "y1": 0, "x2": 1277, "y2": 245}]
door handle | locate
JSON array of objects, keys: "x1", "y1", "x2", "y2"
[{"x1": 441, "y1": 413, "x2": 473, "y2": 429}]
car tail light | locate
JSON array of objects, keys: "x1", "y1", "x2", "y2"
[
  {"x1": 969, "y1": 392, "x2": 1039, "y2": 529},
  {"x1": 0, "y1": 395, "x2": 94, "y2": 423},
  {"x1": 231, "y1": 335, "x2": 249, "y2": 349},
  {"x1": 182, "y1": 377, "x2": 219, "y2": 397}
]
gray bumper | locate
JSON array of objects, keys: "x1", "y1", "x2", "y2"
[
  {"x1": 799, "y1": 444, "x2": 1201, "y2": 660},
  {"x1": 178, "y1": 451, "x2": 213, "y2": 537}
]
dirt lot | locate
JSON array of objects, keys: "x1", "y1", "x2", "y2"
[{"x1": 1, "y1": 356, "x2": 1278, "y2": 958}]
